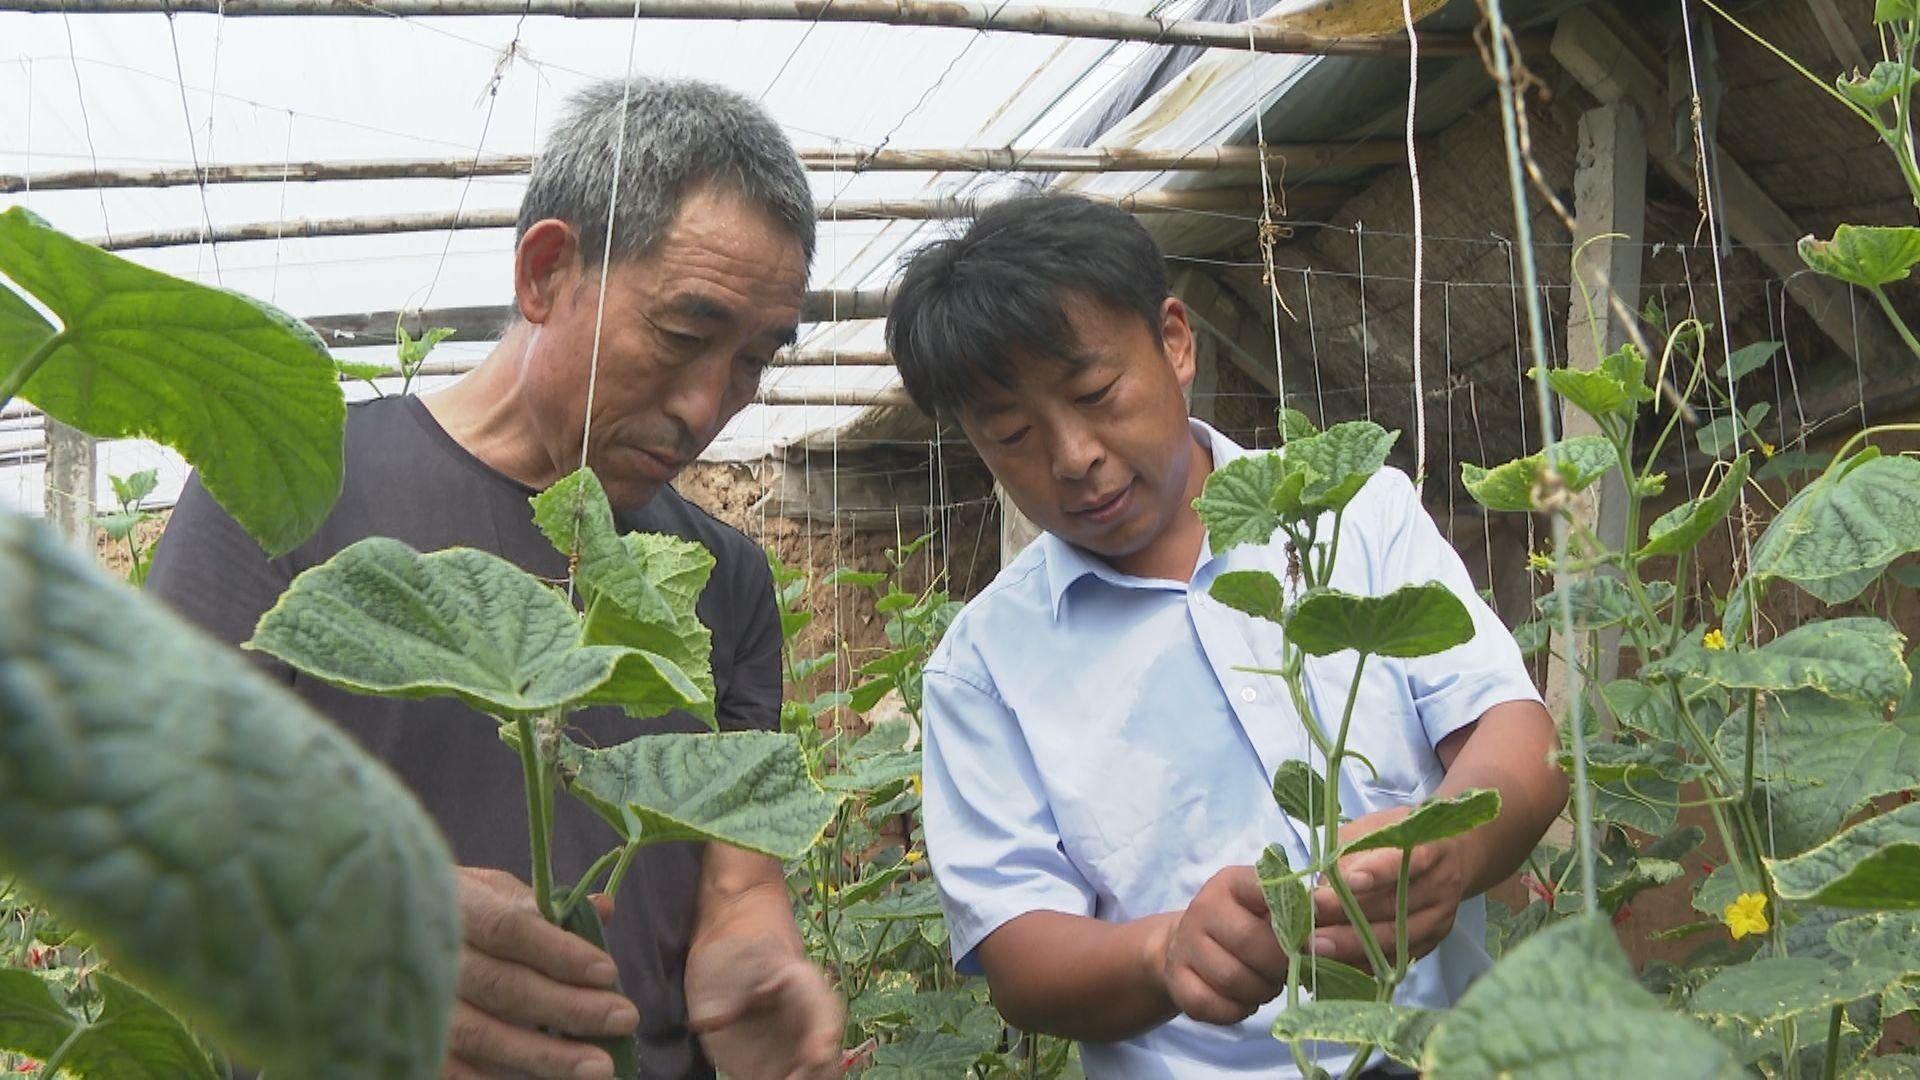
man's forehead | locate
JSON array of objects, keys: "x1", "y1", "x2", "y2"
[{"x1": 962, "y1": 345, "x2": 1108, "y2": 419}]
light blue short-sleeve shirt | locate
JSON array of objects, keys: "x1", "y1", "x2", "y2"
[{"x1": 921, "y1": 420, "x2": 1544, "y2": 1078}]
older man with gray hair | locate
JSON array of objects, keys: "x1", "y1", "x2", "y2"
[{"x1": 149, "y1": 77, "x2": 842, "y2": 1079}]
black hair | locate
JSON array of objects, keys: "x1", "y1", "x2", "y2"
[{"x1": 885, "y1": 193, "x2": 1171, "y2": 418}]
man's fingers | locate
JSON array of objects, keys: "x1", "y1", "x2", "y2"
[
  {"x1": 442, "y1": 1058, "x2": 489, "y2": 1080},
  {"x1": 459, "y1": 946, "x2": 639, "y2": 1038},
  {"x1": 1187, "y1": 933, "x2": 1282, "y2": 1012},
  {"x1": 590, "y1": 893, "x2": 615, "y2": 923},
  {"x1": 1166, "y1": 965, "x2": 1257, "y2": 1026},
  {"x1": 445, "y1": 999, "x2": 616, "y2": 1080},
  {"x1": 458, "y1": 873, "x2": 619, "y2": 990}
]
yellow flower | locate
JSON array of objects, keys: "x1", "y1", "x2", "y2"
[
  {"x1": 1761, "y1": 442, "x2": 1777, "y2": 459},
  {"x1": 1703, "y1": 629, "x2": 1727, "y2": 651},
  {"x1": 1526, "y1": 552, "x2": 1553, "y2": 573},
  {"x1": 904, "y1": 851, "x2": 924, "y2": 865},
  {"x1": 910, "y1": 773, "x2": 923, "y2": 797},
  {"x1": 1724, "y1": 892, "x2": 1769, "y2": 940}
]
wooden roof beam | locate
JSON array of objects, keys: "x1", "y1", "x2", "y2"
[
  {"x1": 1551, "y1": 9, "x2": 1911, "y2": 408},
  {"x1": 1, "y1": 144, "x2": 1409, "y2": 194},
  {"x1": 0, "y1": 0, "x2": 1503, "y2": 57}
]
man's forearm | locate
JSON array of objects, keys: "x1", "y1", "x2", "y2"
[
  {"x1": 692, "y1": 845, "x2": 806, "y2": 959},
  {"x1": 977, "y1": 910, "x2": 1180, "y2": 1042},
  {"x1": 1433, "y1": 700, "x2": 1569, "y2": 896}
]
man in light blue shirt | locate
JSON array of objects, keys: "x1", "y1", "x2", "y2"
[{"x1": 884, "y1": 194, "x2": 1567, "y2": 1078}]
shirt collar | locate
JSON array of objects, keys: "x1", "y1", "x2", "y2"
[{"x1": 1038, "y1": 418, "x2": 1251, "y2": 618}]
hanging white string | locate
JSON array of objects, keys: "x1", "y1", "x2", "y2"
[
  {"x1": 162, "y1": 3, "x2": 223, "y2": 284},
  {"x1": 1243, "y1": 0, "x2": 1289, "y2": 424},
  {"x1": 269, "y1": 110, "x2": 293, "y2": 304},
  {"x1": 1301, "y1": 268, "x2": 1326, "y2": 425},
  {"x1": 1402, "y1": 0, "x2": 1426, "y2": 486},
  {"x1": 1355, "y1": 221, "x2": 1372, "y2": 419},
  {"x1": 22, "y1": 59, "x2": 30, "y2": 209},
  {"x1": 59, "y1": 14, "x2": 111, "y2": 241}
]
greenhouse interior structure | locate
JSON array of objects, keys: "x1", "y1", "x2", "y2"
[{"x1": 5, "y1": 0, "x2": 1920, "y2": 1075}]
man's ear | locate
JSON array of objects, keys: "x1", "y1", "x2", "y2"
[
  {"x1": 514, "y1": 219, "x2": 580, "y2": 325},
  {"x1": 1160, "y1": 296, "x2": 1198, "y2": 391}
]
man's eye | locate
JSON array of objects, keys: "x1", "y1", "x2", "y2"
[
  {"x1": 997, "y1": 427, "x2": 1029, "y2": 447},
  {"x1": 1077, "y1": 380, "x2": 1117, "y2": 406}
]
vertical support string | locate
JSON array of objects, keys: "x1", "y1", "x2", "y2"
[{"x1": 1402, "y1": 0, "x2": 1427, "y2": 486}]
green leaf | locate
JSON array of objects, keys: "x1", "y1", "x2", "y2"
[
  {"x1": 1756, "y1": 450, "x2": 1828, "y2": 484},
  {"x1": 1210, "y1": 569, "x2": 1287, "y2": 625},
  {"x1": 824, "y1": 568, "x2": 885, "y2": 591},
  {"x1": 1695, "y1": 402, "x2": 1771, "y2": 458},
  {"x1": 1196, "y1": 451, "x2": 1290, "y2": 550},
  {"x1": 1732, "y1": 453, "x2": 1920, "y2": 628},
  {"x1": 1857, "y1": 1055, "x2": 1920, "y2": 1078},
  {"x1": 0, "y1": 970, "x2": 216, "y2": 1078},
  {"x1": 0, "y1": 207, "x2": 344, "y2": 557},
  {"x1": 1770, "y1": 802, "x2": 1920, "y2": 909},
  {"x1": 1537, "y1": 344, "x2": 1654, "y2": 422},
  {"x1": 1422, "y1": 916, "x2": 1741, "y2": 1078},
  {"x1": 820, "y1": 749, "x2": 921, "y2": 795},
  {"x1": 1718, "y1": 341, "x2": 1782, "y2": 382},
  {"x1": 840, "y1": 880, "x2": 944, "y2": 923},
  {"x1": 1717, "y1": 688, "x2": 1920, "y2": 856},
  {"x1": 1341, "y1": 790, "x2": 1500, "y2": 854},
  {"x1": 1286, "y1": 582, "x2": 1474, "y2": 659},
  {"x1": 1286, "y1": 421, "x2": 1398, "y2": 513},
  {"x1": 867, "y1": 1028, "x2": 995, "y2": 1076},
  {"x1": 1876, "y1": 0, "x2": 1920, "y2": 24},
  {"x1": 1559, "y1": 743, "x2": 1711, "y2": 786},
  {"x1": 1597, "y1": 858, "x2": 1686, "y2": 912},
  {"x1": 557, "y1": 731, "x2": 840, "y2": 860},
  {"x1": 1640, "y1": 454, "x2": 1750, "y2": 559},
  {"x1": 1691, "y1": 956, "x2": 1902, "y2": 1022},
  {"x1": 1511, "y1": 617, "x2": 1548, "y2": 658},
  {"x1": 333, "y1": 361, "x2": 391, "y2": 383},
  {"x1": 1601, "y1": 679, "x2": 1679, "y2": 740},
  {"x1": 1692, "y1": 863, "x2": 1745, "y2": 919},
  {"x1": 531, "y1": 472, "x2": 716, "y2": 721},
  {"x1": 0, "y1": 265, "x2": 57, "y2": 364},
  {"x1": 1461, "y1": 436, "x2": 1615, "y2": 513},
  {"x1": 1299, "y1": 956, "x2": 1378, "y2": 1002},
  {"x1": 0, "y1": 512, "x2": 460, "y2": 1077},
  {"x1": 1271, "y1": 759, "x2": 1333, "y2": 828},
  {"x1": 94, "y1": 510, "x2": 146, "y2": 544},
  {"x1": 1646, "y1": 619, "x2": 1910, "y2": 707},
  {"x1": 1278, "y1": 406, "x2": 1320, "y2": 441},
  {"x1": 250, "y1": 537, "x2": 700, "y2": 717},
  {"x1": 1828, "y1": 910, "x2": 1920, "y2": 973},
  {"x1": 1799, "y1": 225, "x2": 1920, "y2": 288},
  {"x1": 1269, "y1": 1001, "x2": 1437, "y2": 1068},
  {"x1": 1535, "y1": 576, "x2": 1674, "y2": 631},
  {"x1": 110, "y1": 468, "x2": 159, "y2": 507},
  {"x1": 397, "y1": 326, "x2": 455, "y2": 366},
  {"x1": 1257, "y1": 845, "x2": 1311, "y2": 953}
]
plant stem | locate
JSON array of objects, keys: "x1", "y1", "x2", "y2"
[
  {"x1": 37, "y1": 1022, "x2": 87, "y2": 1079},
  {"x1": 1740, "y1": 688, "x2": 1760, "y2": 808},
  {"x1": 1821, "y1": 1003, "x2": 1844, "y2": 1080},
  {"x1": 1870, "y1": 286, "x2": 1920, "y2": 362},
  {"x1": 560, "y1": 848, "x2": 624, "y2": 919},
  {"x1": 514, "y1": 713, "x2": 556, "y2": 922},
  {"x1": 0, "y1": 331, "x2": 63, "y2": 411},
  {"x1": 602, "y1": 836, "x2": 644, "y2": 905},
  {"x1": 1389, "y1": 850, "x2": 1412, "y2": 993}
]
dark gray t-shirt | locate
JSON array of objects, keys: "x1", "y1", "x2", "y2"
[{"x1": 147, "y1": 394, "x2": 782, "y2": 1079}]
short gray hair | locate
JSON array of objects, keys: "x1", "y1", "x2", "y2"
[{"x1": 518, "y1": 77, "x2": 816, "y2": 270}]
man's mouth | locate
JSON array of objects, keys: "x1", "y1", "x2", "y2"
[{"x1": 1067, "y1": 481, "x2": 1134, "y2": 524}]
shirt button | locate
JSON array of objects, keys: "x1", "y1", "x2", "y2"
[{"x1": 1239, "y1": 687, "x2": 1258, "y2": 703}]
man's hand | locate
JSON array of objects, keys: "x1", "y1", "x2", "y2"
[
  {"x1": 1155, "y1": 866, "x2": 1291, "y2": 1025},
  {"x1": 444, "y1": 867, "x2": 639, "y2": 1080},
  {"x1": 686, "y1": 932, "x2": 842, "y2": 1080},
  {"x1": 689, "y1": 845, "x2": 842, "y2": 1080},
  {"x1": 1306, "y1": 807, "x2": 1472, "y2": 973}
]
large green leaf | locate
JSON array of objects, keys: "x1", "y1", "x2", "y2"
[
  {"x1": 1269, "y1": 1001, "x2": 1437, "y2": 1068},
  {"x1": 1210, "y1": 569, "x2": 1287, "y2": 625},
  {"x1": 1422, "y1": 916, "x2": 1741, "y2": 1078},
  {"x1": 1691, "y1": 956, "x2": 1902, "y2": 1023},
  {"x1": 1558, "y1": 743, "x2": 1711, "y2": 787},
  {"x1": 249, "y1": 537, "x2": 701, "y2": 718},
  {"x1": 1838, "y1": 61, "x2": 1917, "y2": 109},
  {"x1": 866, "y1": 1028, "x2": 995, "y2": 1076},
  {"x1": 1285, "y1": 421, "x2": 1398, "y2": 513},
  {"x1": 556, "y1": 731, "x2": 839, "y2": 859},
  {"x1": 1341, "y1": 790, "x2": 1500, "y2": 855},
  {"x1": 0, "y1": 970, "x2": 215, "y2": 1078},
  {"x1": 1299, "y1": 956, "x2": 1378, "y2": 1002},
  {"x1": 0, "y1": 276, "x2": 56, "y2": 374},
  {"x1": 1719, "y1": 341, "x2": 1782, "y2": 382},
  {"x1": 1272, "y1": 759, "x2": 1333, "y2": 829},
  {"x1": 1460, "y1": 436, "x2": 1615, "y2": 513},
  {"x1": 1196, "y1": 451, "x2": 1291, "y2": 551},
  {"x1": 1731, "y1": 452, "x2": 1920, "y2": 629},
  {"x1": 1538, "y1": 344, "x2": 1654, "y2": 423},
  {"x1": 1286, "y1": 583, "x2": 1474, "y2": 659},
  {"x1": 1646, "y1": 619, "x2": 1909, "y2": 707},
  {"x1": 1799, "y1": 225, "x2": 1920, "y2": 288},
  {"x1": 0, "y1": 512, "x2": 459, "y2": 1077},
  {"x1": 1695, "y1": 402, "x2": 1771, "y2": 458},
  {"x1": 1258, "y1": 845, "x2": 1312, "y2": 953},
  {"x1": 531, "y1": 470, "x2": 717, "y2": 723},
  {"x1": 1639, "y1": 454, "x2": 1750, "y2": 559},
  {"x1": 1534, "y1": 577, "x2": 1673, "y2": 632},
  {"x1": 1717, "y1": 688, "x2": 1920, "y2": 856},
  {"x1": 1770, "y1": 802, "x2": 1920, "y2": 909},
  {"x1": 0, "y1": 207, "x2": 344, "y2": 557}
]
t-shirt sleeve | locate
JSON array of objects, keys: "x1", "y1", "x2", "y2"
[
  {"x1": 921, "y1": 665, "x2": 1096, "y2": 976},
  {"x1": 1372, "y1": 469, "x2": 1543, "y2": 748},
  {"x1": 145, "y1": 472, "x2": 296, "y2": 684},
  {"x1": 716, "y1": 539, "x2": 781, "y2": 733}
]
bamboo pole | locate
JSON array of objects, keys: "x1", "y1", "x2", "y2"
[
  {"x1": 0, "y1": 0, "x2": 1489, "y2": 57},
  {"x1": 1, "y1": 144, "x2": 1405, "y2": 194},
  {"x1": 91, "y1": 188, "x2": 1316, "y2": 252},
  {"x1": 303, "y1": 289, "x2": 896, "y2": 345}
]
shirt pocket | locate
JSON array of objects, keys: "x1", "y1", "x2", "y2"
[{"x1": 1305, "y1": 653, "x2": 1444, "y2": 811}]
